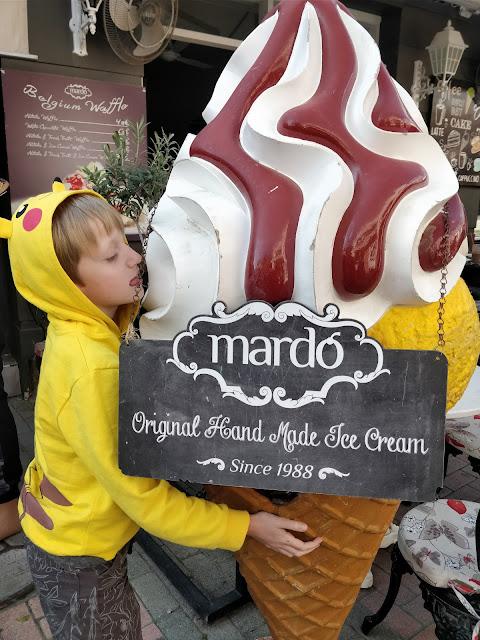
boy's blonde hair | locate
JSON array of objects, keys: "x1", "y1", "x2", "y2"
[{"x1": 52, "y1": 194, "x2": 124, "y2": 284}]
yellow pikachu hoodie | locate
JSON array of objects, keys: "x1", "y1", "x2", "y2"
[{"x1": 0, "y1": 182, "x2": 249, "y2": 560}]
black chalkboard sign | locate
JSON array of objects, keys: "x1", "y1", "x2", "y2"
[{"x1": 119, "y1": 302, "x2": 447, "y2": 501}]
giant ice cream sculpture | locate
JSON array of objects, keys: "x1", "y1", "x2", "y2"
[{"x1": 140, "y1": 0, "x2": 480, "y2": 638}]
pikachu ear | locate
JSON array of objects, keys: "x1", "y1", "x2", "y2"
[
  {"x1": 0, "y1": 217, "x2": 13, "y2": 239},
  {"x1": 52, "y1": 178, "x2": 66, "y2": 193}
]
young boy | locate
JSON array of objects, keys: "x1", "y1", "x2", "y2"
[{"x1": 0, "y1": 182, "x2": 321, "y2": 640}]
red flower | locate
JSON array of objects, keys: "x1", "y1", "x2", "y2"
[
  {"x1": 445, "y1": 434, "x2": 465, "y2": 448},
  {"x1": 64, "y1": 174, "x2": 86, "y2": 191},
  {"x1": 447, "y1": 499, "x2": 467, "y2": 515}
]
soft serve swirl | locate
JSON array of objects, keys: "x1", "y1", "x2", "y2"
[{"x1": 141, "y1": 0, "x2": 467, "y2": 339}]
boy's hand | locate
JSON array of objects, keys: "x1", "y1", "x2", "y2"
[{"x1": 246, "y1": 512, "x2": 322, "y2": 557}]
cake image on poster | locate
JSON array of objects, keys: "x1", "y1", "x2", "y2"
[
  {"x1": 140, "y1": 1, "x2": 480, "y2": 638},
  {"x1": 63, "y1": 162, "x2": 104, "y2": 191}
]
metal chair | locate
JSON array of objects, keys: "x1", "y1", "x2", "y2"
[
  {"x1": 361, "y1": 499, "x2": 480, "y2": 640},
  {"x1": 445, "y1": 415, "x2": 480, "y2": 477}
]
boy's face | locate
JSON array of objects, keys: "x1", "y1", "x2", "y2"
[{"x1": 75, "y1": 219, "x2": 144, "y2": 319}]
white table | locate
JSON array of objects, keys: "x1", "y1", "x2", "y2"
[{"x1": 446, "y1": 366, "x2": 480, "y2": 418}]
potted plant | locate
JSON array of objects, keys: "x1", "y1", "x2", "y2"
[{"x1": 81, "y1": 116, "x2": 178, "y2": 240}]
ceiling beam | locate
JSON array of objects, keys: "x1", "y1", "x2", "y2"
[{"x1": 171, "y1": 27, "x2": 242, "y2": 50}]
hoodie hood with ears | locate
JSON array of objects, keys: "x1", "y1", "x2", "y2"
[{"x1": 0, "y1": 181, "x2": 133, "y2": 336}]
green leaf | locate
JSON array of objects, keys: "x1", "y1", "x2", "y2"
[
  {"x1": 17, "y1": 615, "x2": 30, "y2": 622},
  {"x1": 81, "y1": 120, "x2": 177, "y2": 221}
]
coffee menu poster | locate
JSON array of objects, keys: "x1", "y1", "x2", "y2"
[
  {"x1": 1, "y1": 69, "x2": 147, "y2": 209},
  {"x1": 430, "y1": 81, "x2": 480, "y2": 186}
]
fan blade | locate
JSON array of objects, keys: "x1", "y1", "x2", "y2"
[
  {"x1": 110, "y1": 0, "x2": 140, "y2": 31},
  {"x1": 132, "y1": 21, "x2": 166, "y2": 57},
  {"x1": 178, "y1": 56, "x2": 212, "y2": 70}
]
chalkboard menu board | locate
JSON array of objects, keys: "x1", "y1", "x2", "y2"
[
  {"x1": 430, "y1": 81, "x2": 480, "y2": 186},
  {"x1": 1, "y1": 69, "x2": 147, "y2": 208},
  {"x1": 119, "y1": 302, "x2": 448, "y2": 502}
]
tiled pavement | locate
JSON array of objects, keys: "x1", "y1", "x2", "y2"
[{"x1": 2, "y1": 394, "x2": 479, "y2": 640}]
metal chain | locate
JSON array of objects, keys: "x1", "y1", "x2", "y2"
[
  {"x1": 123, "y1": 208, "x2": 155, "y2": 344},
  {"x1": 436, "y1": 201, "x2": 450, "y2": 351}
]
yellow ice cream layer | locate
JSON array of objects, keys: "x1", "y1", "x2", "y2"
[{"x1": 368, "y1": 279, "x2": 480, "y2": 411}]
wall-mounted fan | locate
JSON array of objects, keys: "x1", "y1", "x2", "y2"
[{"x1": 104, "y1": 0, "x2": 178, "y2": 64}]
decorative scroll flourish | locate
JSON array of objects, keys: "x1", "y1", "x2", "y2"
[
  {"x1": 166, "y1": 301, "x2": 390, "y2": 407},
  {"x1": 196, "y1": 458, "x2": 226, "y2": 471},
  {"x1": 318, "y1": 467, "x2": 351, "y2": 479}
]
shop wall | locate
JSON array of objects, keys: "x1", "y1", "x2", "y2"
[
  {"x1": 395, "y1": 5, "x2": 480, "y2": 230},
  {"x1": 396, "y1": 6, "x2": 480, "y2": 107},
  {"x1": 23, "y1": 0, "x2": 143, "y2": 84}
]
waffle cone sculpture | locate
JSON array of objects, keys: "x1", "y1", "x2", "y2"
[
  {"x1": 141, "y1": 1, "x2": 480, "y2": 638},
  {"x1": 207, "y1": 487, "x2": 400, "y2": 640}
]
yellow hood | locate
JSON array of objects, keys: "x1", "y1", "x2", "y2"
[{"x1": 0, "y1": 181, "x2": 132, "y2": 335}]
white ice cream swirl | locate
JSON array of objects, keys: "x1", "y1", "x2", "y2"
[{"x1": 141, "y1": 0, "x2": 466, "y2": 340}]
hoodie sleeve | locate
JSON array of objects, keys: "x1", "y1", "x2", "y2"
[{"x1": 58, "y1": 367, "x2": 250, "y2": 551}]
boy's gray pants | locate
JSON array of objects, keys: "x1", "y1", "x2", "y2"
[{"x1": 25, "y1": 537, "x2": 141, "y2": 640}]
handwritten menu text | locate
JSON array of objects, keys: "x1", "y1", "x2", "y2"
[{"x1": 2, "y1": 69, "x2": 146, "y2": 207}]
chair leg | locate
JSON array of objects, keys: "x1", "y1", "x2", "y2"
[
  {"x1": 361, "y1": 544, "x2": 413, "y2": 635},
  {"x1": 443, "y1": 441, "x2": 462, "y2": 479},
  {"x1": 419, "y1": 582, "x2": 477, "y2": 640},
  {"x1": 468, "y1": 455, "x2": 480, "y2": 476}
]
